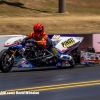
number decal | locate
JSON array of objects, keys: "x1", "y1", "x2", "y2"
[{"x1": 61, "y1": 38, "x2": 75, "y2": 48}]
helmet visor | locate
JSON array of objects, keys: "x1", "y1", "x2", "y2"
[{"x1": 34, "y1": 26, "x2": 43, "y2": 34}]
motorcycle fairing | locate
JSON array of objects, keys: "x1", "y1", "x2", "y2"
[
  {"x1": 4, "y1": 35, "x2": 83, "y2": 68},
  {"x1": 56, "y1": 42, "x2": 80, "y2": 55},
  {"x1": 52, "y1": 36, "x2": 83, "y2": 55},
  {"x1": 4, "y1": 36, "x2": 26, "y2": 48},
  {"x1": 56, "y1": 60, "x2": 70, "y2": 67},
  {"x1": 13, "y1": 57, "x2": 34, "y2": 68}
]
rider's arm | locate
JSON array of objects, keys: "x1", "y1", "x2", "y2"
[
  {"x1": 37, "y1": 32, "x2": 48, "y2": 48},
  {"x1": 22, "y1": 32, "x2": 33, "y2": 45},
  {"x1": 26, "y1": 32, "x2": 34, "y2": 39}
]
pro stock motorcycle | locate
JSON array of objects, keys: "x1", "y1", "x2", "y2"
[{"x1": 0, "y1": 35, "x2": 83, "y2": 73}]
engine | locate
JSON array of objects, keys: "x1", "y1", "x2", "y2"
[{"x1": 23, "y1": 44, "x2": 57, "y2": 66}]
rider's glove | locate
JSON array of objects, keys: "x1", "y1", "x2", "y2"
[
  {"x1": 33, "y1": 40, "x2": 38, "y2": 44},
  {"x1": 22, "y1": 37, "x2": 30, "y2": 46},
  {"x1": 27, "y1": 39, "x2": 38, "y2": 44}
]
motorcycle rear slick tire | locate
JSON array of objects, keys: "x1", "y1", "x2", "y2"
[{"x1": 69, "y1": 59, "x2": 75, "y2": 68}]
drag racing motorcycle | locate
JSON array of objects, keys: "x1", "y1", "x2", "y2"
[{"x1": 0, "y1": 35, "x2": 83, "y2": 73}]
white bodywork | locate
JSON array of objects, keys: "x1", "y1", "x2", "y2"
[
  {"x1": 5, "y1": 35, "x2": 83, "y2": 50},
  {"x1": 51, "y1": 35, "x2": 83, "y2": 52},
  {"x1": 4, "y1": 36, "x2": 26, "y2": 47},
  {"x1": 4, "y1": 35, "x2": 84, "y2": 68}
]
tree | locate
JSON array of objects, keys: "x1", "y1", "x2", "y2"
[{"x1": 59, "y1": 0, "x2": 66, "y2": 13}]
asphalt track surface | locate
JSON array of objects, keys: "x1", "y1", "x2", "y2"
[{"x1": 0, "y1": 36, "x2": 100, "y2": 100}]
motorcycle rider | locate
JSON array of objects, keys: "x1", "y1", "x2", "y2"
[{"x1": 22, "y1": 23, "x2": 73, "y2": 61}]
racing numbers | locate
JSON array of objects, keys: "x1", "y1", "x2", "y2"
[
  {"x1": 51, "y1": 48, "x2": 58, "y2": 56},
  {"x1": 61, "y1": 38, "x2": 75, "y2": 48}
]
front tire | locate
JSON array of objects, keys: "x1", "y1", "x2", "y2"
[{"x1": 0, "y1": 49, "x2": 13, "y2": 73}]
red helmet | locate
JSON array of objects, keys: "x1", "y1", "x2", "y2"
[{"x1": 33, "y1": 23, "x2": 44, "y2": 38}]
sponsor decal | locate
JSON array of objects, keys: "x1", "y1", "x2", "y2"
[
  {"x1": 87, "y1": 53, "x2": 94, "y2": 57},
  {"x1": 15, "y1": 61, "x2": 34, "y2": 68},
  {"x1": 22, "y1": 64, "x2": 30, "y2": 67},
  {"x1": 57, "y1": 62, "x2": 61, "y2": 66},
  {"x1": 90, "y1": 57, "x2": 94, "y2": 60},
  {"x1": 62, "y1": 61, "x2": 70, "y2": 66},
  {"x1": 52, "y1": 35, "x2": 60, "y2": 39},
  {"x1": 95, "y1": 57, "x2": 98, "y2": 60},
  {"x1": 61, "y1": 38, "x2": 75, "y2": 48},
  {"x1": 94, "y1": 57, "x2": 99, "y2": 64},
  {"x1": 87, "y1": 56, "x2": 90, "y2": 60},
  {"x1": 87, "y1": 58, "x2": 90, "y2": 61},
  {"x1": 81, "y1": 57, "x2": 85, "y2": 62},
  {"x1": 65, "y1": 61, "x2": 69, "y2": 64},
  {"x1": 94, "y1": 61, "x2": 99, "y2": 64},
  {"x1": 51, "y1": 47, "x2": 58, "y2": 55},
  {"x1": 63, "y1": 61, "x2": 69, "y2": 65}
]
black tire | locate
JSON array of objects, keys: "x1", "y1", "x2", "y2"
[
  {"x1": 69, "y1": 59, "x2": 75, "y2": 68},
  {"x1": 0, "y1": 49, "x2": 13, "y2": 73}
]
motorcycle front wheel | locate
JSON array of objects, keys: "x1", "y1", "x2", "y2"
[{"x1": 0, "y1": 49, "x2": 13, "y2": 73}]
